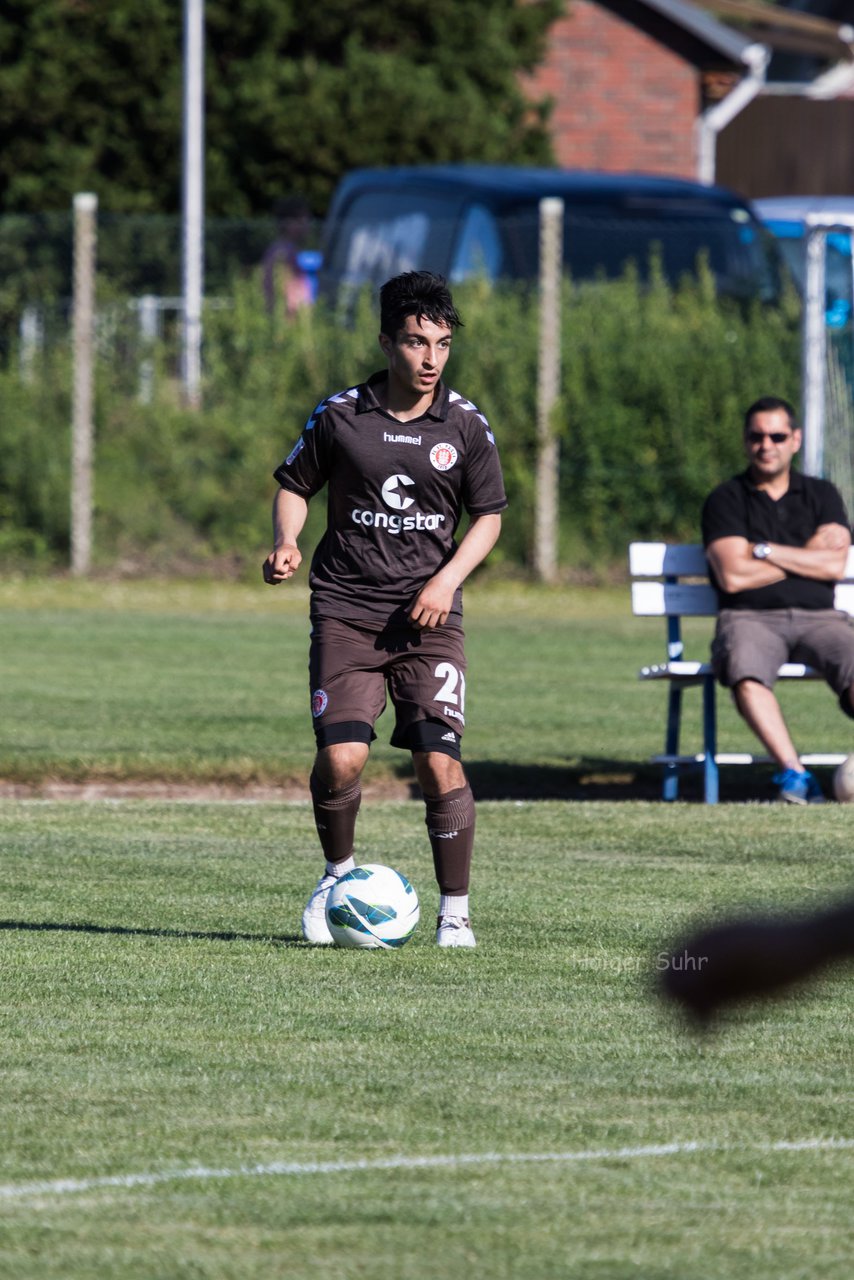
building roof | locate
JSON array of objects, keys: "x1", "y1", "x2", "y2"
[
  {"x1": 597, "y1": 0, "x2": 764, "y2": 66},
  {"x1": 700, "y1": 0, "x2": 854, "y2": 63},
  {"x1": 598, "y1": 0, "x2": 854, "y2": 73}
]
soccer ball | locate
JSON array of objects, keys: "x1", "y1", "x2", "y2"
[
  {"x1": 833, "y1": 754, "x2": 854, "y2": 802},
  {"x1": 325, "y1": 864, "x2": 420, "y2": 949}
]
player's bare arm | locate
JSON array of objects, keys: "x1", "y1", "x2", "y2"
[
  {"x1": 408, "y1": 513, "x2": 502, "y2": 629},
  {"x1": 263, "y1": 488, "x2": 308, "y2": 585}
]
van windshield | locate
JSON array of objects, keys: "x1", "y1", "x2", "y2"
[{"x1": 324, "y1": 191, "x2": 465, "y2": 289}]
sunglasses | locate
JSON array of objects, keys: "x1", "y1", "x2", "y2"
[{"x1": 747, "y1": 431, "x2": 792, "y2": 445}]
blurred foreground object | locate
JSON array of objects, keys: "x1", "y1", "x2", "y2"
[{"x1": 659, "y1": 896, "x2": 854, "y2": 1025}]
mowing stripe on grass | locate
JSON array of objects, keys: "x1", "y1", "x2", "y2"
[{"x1": 1, "y1": 1138, "x2": 852, "y2": 1204}]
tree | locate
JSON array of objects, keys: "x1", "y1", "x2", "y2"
[{"x1": 0, "y1": 0, "x2": 562, "y2": 216}]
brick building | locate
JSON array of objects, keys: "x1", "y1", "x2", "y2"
[
  {"x1": 522, "y1": 0, "x2": 741, "y2": 177},
  {"x1": 523, "y1": 0, "x2": 854, "y2": 195}
]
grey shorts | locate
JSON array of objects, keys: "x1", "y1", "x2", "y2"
[
  {"x1": 308, "y1": 616, "x2": 467, "y2": 753},
  {"x1": 712, "y1": 607, "x2": 854, "y2": 695}
]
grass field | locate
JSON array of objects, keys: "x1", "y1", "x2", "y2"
[
  {"x1": 1, "y1": 799, "x2": 853, "y2": 1278},
  {"x1": 2, "y1": 575, "x2": 852, "y2": 799},
  {"x1": 2, "y1": 579, "x2": 853, "y2": 1277}
]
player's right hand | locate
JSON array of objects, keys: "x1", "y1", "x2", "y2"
[{"x1": 263, "y1": 543, "x2": 302, "y2": 585}]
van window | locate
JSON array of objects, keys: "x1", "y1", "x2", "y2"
[
  {"x1": 324, "y1": 191, "x2": 462, "y2": 289},
  {"x1": 450, "y1": 204, "x2": 504, "y2": 282}
]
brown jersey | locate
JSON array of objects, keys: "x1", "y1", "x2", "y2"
[{"x1": 274, "y1": 371, "x2": 507, "y2": 626}]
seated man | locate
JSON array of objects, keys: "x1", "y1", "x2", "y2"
[{"x1": 702, "y1": 395, "x2": 854, "y2": 804}]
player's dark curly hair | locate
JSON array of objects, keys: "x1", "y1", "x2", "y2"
[{"x1": 379, "y1": 271, "x2": 463, "y2": 339}]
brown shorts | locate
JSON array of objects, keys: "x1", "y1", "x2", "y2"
[
  {"x1": 308, "y1": 616, "x2": 467, "y2": 755},
  {"x1": 712, "y1": 607, "x2": 854, "y2": 694}
]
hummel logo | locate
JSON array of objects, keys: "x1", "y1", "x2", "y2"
[{"x1": 383, "y1": 431, "x2": 422, "y2": 446}]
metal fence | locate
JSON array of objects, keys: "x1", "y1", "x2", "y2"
[{"x1": 0, "y1": 209, "x2": 322, "y2": 368}]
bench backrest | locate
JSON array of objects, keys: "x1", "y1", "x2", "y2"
[{"x1": 630, "y1": 542, "x2": 854, "y2": 618}]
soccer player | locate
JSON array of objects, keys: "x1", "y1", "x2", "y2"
[{"x1": 263, "y1": 271, "x2": 506, "y2": 947}]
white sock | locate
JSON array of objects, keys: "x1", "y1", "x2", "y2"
[
  {"x1": 326, "y1": 856, "x2": 355, "y2": 878},
  {"x1": 440, "y1": 894, "x2": 469, "y2": 919}
]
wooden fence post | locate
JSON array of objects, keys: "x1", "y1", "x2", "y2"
[
  {"x1": 71, "y1": 191, "x2": 98, "y2": 577},
  {"x1": 534, "y1": 196, "x2": 563, "y2": 584}
]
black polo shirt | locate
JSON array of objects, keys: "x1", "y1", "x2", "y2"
[{"x1": 701, "y1": 468, "x2": 849, "y2": 610}]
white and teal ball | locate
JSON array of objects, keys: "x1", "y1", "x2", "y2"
[
  {"x1": 325, "y1": 864, "x2": 419, "y2": 949},
  {"x1": 833, "y1": 754, "x2": 854, "y2": 802}
]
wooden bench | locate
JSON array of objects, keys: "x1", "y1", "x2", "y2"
[{"x1": 629, "y1": 541, "x2": 854, "y2": 803}]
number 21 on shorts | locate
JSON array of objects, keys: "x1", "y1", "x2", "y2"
[{"x1": 434, "y1": 662, "x2": 465, "y2": 723}]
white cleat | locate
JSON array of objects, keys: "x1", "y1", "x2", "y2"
[
  {"x1": 436, "y1": 915, "x2": 476, "y2": 948},
  {"x1": 301, "y1": 873, "x2": 336, "y2": 944}
]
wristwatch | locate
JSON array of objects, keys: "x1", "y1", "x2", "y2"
[{"x1": 753, "y1": 542, "x2": 772, "y2": 560}]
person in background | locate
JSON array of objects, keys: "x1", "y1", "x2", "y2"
[
  {"x1": 263, "y1": 271, "x2": 506, "y2": 947},
  {"x1": 701, "y1": 394, "x2": 854, "y2": 803},
  {"x1": 262, "y1": 196, "x2": 314, "y2": 316},
  {"x1": 702, "y1": 395, "x2": 854, "y2": 804}
]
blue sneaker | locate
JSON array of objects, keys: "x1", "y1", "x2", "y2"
[{"x1": 773, "y1": 768, "x2": 825, "y2": 805}]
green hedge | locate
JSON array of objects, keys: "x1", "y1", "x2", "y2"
[{"x1": 0, "y1": 268, "x2": 801, "y2": 575}]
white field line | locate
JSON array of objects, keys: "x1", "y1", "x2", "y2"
[{"x1": 1, "y1": 1138, "x2": 852, "y2": 1204}]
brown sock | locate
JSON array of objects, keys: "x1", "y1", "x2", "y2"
[
  {"x1": 310, "y1": 770, "x2": 361, "y2": 865},
  {"x1": 424, "y1": 783, "x2": 476, "y2": 894}
]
